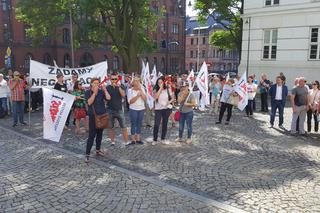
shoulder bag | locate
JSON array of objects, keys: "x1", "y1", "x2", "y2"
[{"x1": 91, "y1": 91, "x2": 110, "y2": 129}]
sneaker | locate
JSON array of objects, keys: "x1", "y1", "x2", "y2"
[
  {"x1": 186, "y1": 138, "x2": 192, "y2": 144},
  {"x1": 12, "y1": 123, "x2": 17, "y2": 127},
  {"x1": 21, "y1": 122, "x2": 28, "y2": 126},
  {"x1": 269, "y1": 124, "x2": 274, "y2": 128},
  {"x1": 126, "y1": 141, "x2": 136, "y2": 146},
  {"x1": 111, "y1": 142, "x2": 115, "y2": 146},
  {"x1": 136, "y1": 141, "x2": 144, "y2": 145},
  {"x1": 175, "y1": 138, "x2": 183, "y2": 143},
  {"x1": 152, "y1": 141, "x2": 157, "y2": 146},
  {"x1": 279, "y1": 125, "x2": 285, "y2": 130},
  {"x1": 215, "y1": 121, "x2": 222, "y2": 124},
  {"x1": 161, "y1": 140, "x2": 171, "y2": 145},
  {"x1": 225, "y1": 121, "x2": 229, "y2": 125}
]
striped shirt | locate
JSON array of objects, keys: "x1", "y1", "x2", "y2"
[{"x1": 9, "y1": 79, "x2": 26, "y2": 101}]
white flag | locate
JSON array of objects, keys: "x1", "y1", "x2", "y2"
[
  {"x1": 234, "y1": 71, "x2": 248, "y2": 111},
  {"x1": 42, "y1": 88, "x2": 75, "y2": 142},
  {"x1": 187, "y1": 69, "x2": 195, "y2": 90},
  {"x1": 141, "y1": 59, "x2": 146, "y2": 78},
  {"x1": 158, "y1": 71, "x2": 163, "y2": 78},
  {"x1": 151, "y1": 65, "x2": 157, "y2": 86},
  {"x1": 142, "y1": 62, "x2": 154, "y2": 109},
  {"x1": 226, "y1": 72, "x2": 230, "y2": 82},
  {"x1": 195, "y1": 62, "x2": 210, "y2": 106}
]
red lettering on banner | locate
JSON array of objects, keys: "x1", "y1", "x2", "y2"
[{"x1": 49, "y1": 100, "x2": 62, "y2": 122}]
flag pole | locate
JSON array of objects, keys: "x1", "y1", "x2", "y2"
[{"x1": 28, "y1": 89, "x2": 31, "y2": 129}]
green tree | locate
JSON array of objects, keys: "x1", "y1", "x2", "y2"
[
  {"x1": 195, "y1": 0, "x2": 243, "y2": 61},
  {"x1": 15, "y1": 0, "x2": 158, "y2": 72}
]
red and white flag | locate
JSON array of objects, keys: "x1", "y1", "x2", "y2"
[
  {"x1": 195, "y1": 62, "x2": 210, "y2": 105},
  {"x1": 142, "y1": 62, "x2": 154, "y2": 110},
  {"x1": 43, "y1": 88, "x2": 75, "y2": 142},
  {"x1": 187, "y1": 69, "x2": 195, "y2": 90},
  {"x1": 234, "y1": 71, "x2": 248, "y2": 111}
]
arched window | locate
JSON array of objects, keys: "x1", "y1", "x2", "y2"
[
  {"x1": 43, "y1": 53, "x2": 52, "y2": 65},
  {"x1": 64, "y1": 54, "x2": 70, "y2": 67},
  {"x1": 113, "y1": 56, "x2": 119, "y2": 70},
  {"x1": 24, "y1": 53, "x2": 33, "y2": 72},
  {"x1": 62, "y1": 28, "x2": 70, "y2": 44},
  {"x1": 80, "y1": 52, "x2": 94, "y2": 67}
]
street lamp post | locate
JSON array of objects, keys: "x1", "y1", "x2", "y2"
[
  {"x1": 188, "y1": 1, "x2": 201, "y2": 72},
  {"x1": 69, "y1": 3, "x2": 75, "y2": 67},
  {"x1": 245, "y1": 17, "x2": 251, "y2": 78}
]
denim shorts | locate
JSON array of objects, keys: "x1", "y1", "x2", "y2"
[{"x1": 108, "y1": 109, "x2": 126, "y2": 129}]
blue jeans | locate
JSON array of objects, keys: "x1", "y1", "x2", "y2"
[
  {"x1": 129, "y1": 109, "x2": 145, "y2": 135},
  {"x1": 270, "y1": 100, "x2": 284, "y2": 126},
  {"x1": 179, "y1": 111, "x2": 193, "y2": 139},
  {"x1": 0, "y1": 97, "x2": 7, "y2": 112},
  {"x1": 12, "y1": 101, "x2": 25, "y2": 124}
]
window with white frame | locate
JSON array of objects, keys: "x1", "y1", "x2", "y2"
[
  {"x1": 263, "y1": 29, "x2": 277, "y2": 60},
  {"x1": 265, "y1": 0, "x2": 279, "y2": 6},
  {"x1": 309, "y1": 27, "x2": 320, "y2": 60}
]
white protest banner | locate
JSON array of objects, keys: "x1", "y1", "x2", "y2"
[
  {"x1": 195, "y1": 62, "x2": 210, "y2": 108},
  {"x1": 30, "y1": 60, "x2": 108, "y2": 88},
  {"x1": 43, "y1": 88, "x2": 75, "y2": 142},
  {"x1": 142, "y1": 62, "x2": 154, "y2": 110},
  {"x1": 234, "y1": 71, "x2": 248, "y2": 111}
]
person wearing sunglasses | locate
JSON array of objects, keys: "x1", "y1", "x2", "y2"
[{"x1": 106, "y1": 72, "x2": 130, "y2": 147}]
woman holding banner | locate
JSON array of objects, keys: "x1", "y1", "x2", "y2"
[
  {"x1": 216, "y1": 78, "x2": 236, "y2": 125},
  {"x1": 72, "y1": 81, "x2": 88, "y2": 134},
  {"x1": 84, "y1": 78, "x2": 111, "y2": 163}
]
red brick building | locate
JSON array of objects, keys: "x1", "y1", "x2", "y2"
[
  {"x1": 185, "y1": 15, "x2": 239, "y2": 74},
  {"x1": 0, "y1": 0, "x2": 185, "y2": 74}
]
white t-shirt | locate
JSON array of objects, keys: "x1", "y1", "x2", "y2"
[
  {"x1": 0, "y1": 79, "x2": 8, "y2": 98},
  {"x1": 247, "y1": 83, "x2": 257, "y2": 100},
  {"x1": 275, "y1": 85, "x2": 283, "y2": 100},
  {"x1": 127, "y1": 88, "x2": 145, "y2": 111},
  {"x1": 155, "y1": 89, "x2": 170, "y2": 110}
]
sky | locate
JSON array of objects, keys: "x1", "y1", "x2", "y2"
[{"x1": 186, "y1": 0, "x2": 198, "y2": 16}]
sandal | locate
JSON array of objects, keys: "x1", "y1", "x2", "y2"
[
  {"x1": 85, "y1": 155, "x2": 90, "y2": 164},
  {"x1": 96, "y1": 150, "x2": 105, "y2": 156}
]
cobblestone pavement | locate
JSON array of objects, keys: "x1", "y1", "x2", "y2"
[
  {"x1": 1, "y1": 107, "x2": 320, "y2": 212},
  {"x1": 0, "y1": 129, "x2": 228, "y2": 213}
]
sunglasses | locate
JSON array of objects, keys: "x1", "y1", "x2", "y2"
[{"x1": 111, "y1": 78, "x2": 118, "y2": 81}]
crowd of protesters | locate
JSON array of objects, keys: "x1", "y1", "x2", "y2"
[{"x1": 0, "y1": 68, "x2": 319, "y2": 163}]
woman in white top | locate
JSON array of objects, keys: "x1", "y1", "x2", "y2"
[
  {"x1": 307, "y1": 80, "x2": 320, "y2": 132},
  {"x1": 153, "y1": 76, "x2": 174, "y2": 145},
  {"x1": 127, "y1": 77, "x2": 147, "y2": 144},
  {"x1": 245, "y1": 76, "x2": 257, "y2": 117}
]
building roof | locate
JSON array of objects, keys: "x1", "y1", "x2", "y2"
[{"x1": 185, "y1": 14, "x2": 226, "y2": 35}]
